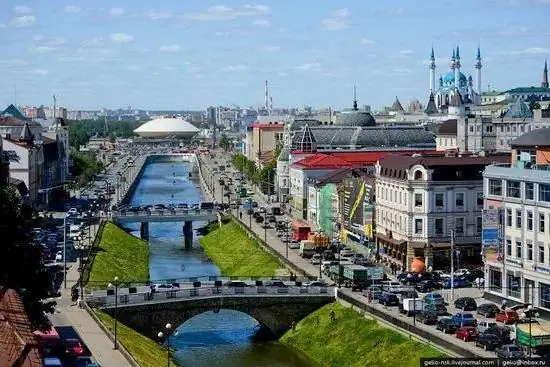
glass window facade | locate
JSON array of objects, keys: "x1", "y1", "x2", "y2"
[
  {"x1": 489, "y1": 268, "x2": 502, "y2": 292},
  {"x1": 506, "y1": 272, "x2": 521, "y2": 298},
  {"x1": 489, "y1": 179, "x2": 502, "y2": 196},
  {"x1": 540, "y1": 282, "x2": 550, "y2": 309}
]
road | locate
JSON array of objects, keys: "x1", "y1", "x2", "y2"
[{"x1": 197, "y1": 150, "x2": 501, "y2": 359}]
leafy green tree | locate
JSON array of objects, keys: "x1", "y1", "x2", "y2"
[
  {"x1": 529, "y1": 101, "x2": 541, "y2": 112},
  {"x1": 67, "y1": 119, "x2": 145, "y2": 148},
  {"x1": 70, "y1": 150, "x2": 105, "y2": 187},
  {"x1": 0, "y1": 185, "x2": 56, "y2": 330},
  {"x1": 219, "y1": 134, "x2": 231, "y2": 151}
]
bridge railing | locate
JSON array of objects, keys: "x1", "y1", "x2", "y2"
[
  {"x1": 85, "y1": 285, "x2": 333, "y2": 307},
  {"x1": 112, "y1": 208, "x2": 218, "y2": 217}
]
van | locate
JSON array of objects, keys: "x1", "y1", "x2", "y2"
[{"x1": 299, "y1": 240, "x2": 315, "y2": 258}]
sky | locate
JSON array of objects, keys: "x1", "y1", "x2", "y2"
[{"x1": 0, "y1": 0, "x2": 550, "y2": 111}]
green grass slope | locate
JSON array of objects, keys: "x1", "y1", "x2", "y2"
[
  {"x1": 200, "y1": 220, "x2": 285, "y2": 276},
  {"x1": 281, "y1": 303, "x2": 446, "y2": 367},
  {"x1": 88, "y1": 222, "x2": 149, "y2": 287}
]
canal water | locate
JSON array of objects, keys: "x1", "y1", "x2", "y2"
[{"x1": 126, "y1": 160, "x2": 312, "y2": 367}]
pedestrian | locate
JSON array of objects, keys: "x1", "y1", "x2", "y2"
[
  {"x1": 329, "y1": 309, "x2": 336, "y2": 322},
  {"x1": 501, "y1": 299, "x2": 507, "y2": 310},
  {"x1": 367, "y1": 290, "x2": 373, "y2": 303},
  {"x1": 291, "y1": 321, "x2": 297, "y2": 332}
]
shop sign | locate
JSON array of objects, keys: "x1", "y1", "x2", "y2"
[
  {"x1": 534, "y1": 265, "x2": 550, "y2": 273},
  {"x1": 505, "y1": 258, "x2": 523, "y2": 267}
]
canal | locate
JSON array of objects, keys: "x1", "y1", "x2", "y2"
[{"x1": 126, "y1": 160, "x2": 312, "y2": 367}]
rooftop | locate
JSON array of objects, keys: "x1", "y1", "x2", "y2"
[
  {"x1": 436, "y1": 120, "x2": 457, "y2": 135},
  {"x1": 506, "y1": 87, "x2": 550, "y2": 94},
  {"x1": 511, "y1": 128, "x2": 550, "y2": 147}
]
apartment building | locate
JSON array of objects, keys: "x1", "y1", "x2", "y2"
[
  {"x1": 375, "y1": 153, "x2": 509, "y2": 271},
  {"x1": 483, "y1": 128, "x2": 550, "y2": 310}
]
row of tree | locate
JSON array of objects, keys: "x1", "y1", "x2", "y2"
[
  {"x1": 68, "y1": 119, "x2": 144, "y2": 149},
  {"x1": 231, "y1": 146, "x2": 280, "y2": 195},
  {"x1": 69, "y1": 150, "x2": 105, "y2": 187}
]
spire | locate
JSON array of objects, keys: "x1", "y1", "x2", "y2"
[
  {"x1": 352, "y1": 84, "x2": 358, "y2": 111},
  {"x1": 543, "y1": 58, "x2": 549, "y2": 89},
  {"x1": 476, "y1": 45, "x2": 481, "y2": 60},
  {"x1": 295, "y1": 124, "x2": 317, "y2": 153},
  {"x1": 455, "y1": 44, "x2": 460, "y2": 59},
  {"x1": 450, "y1": 49, "x2": 456, "y2": 70},
  {"x1": 19, "y1": 122, "x2": 33, "y2": 143},
  {"x1": 430, "y1": 47, "x2": 435, "y2": 60},
  {"x1": 424, "y1": 92, "x2": 438, "y2": 115},
  {"x1": 391, "y1": 96, "x2": 404, "y2": 112}
]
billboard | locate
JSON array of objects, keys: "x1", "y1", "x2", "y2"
[
  {"x1": 342, "y1": 180, "x2": 371, "y2": 227},
  {"x1": 482, "y1": 208, "x2": 501, "y2": 262}
]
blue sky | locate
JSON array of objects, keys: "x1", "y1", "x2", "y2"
[{"x1": 0, "y1": 0, "x2": 549, "y2": 110}]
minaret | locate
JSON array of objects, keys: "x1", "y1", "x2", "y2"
[
  {"x1": 353, "y1": 84, "x2": 358, "y2": 111},
  {"x1": 542, "y1": 58, "x2": 549, "y2": 88},
  {"x1": 475, "y1": 46, "x2": 483, "y2": 94},
  {"x1": 454, "y1": 45, "x2": 461, "y2": 90},
  {"x1": 429, "y1": 47, "x2": 436, "y2": 93},
  {"x1": 449, "y1": 49, "x2": 456, "y2": 71},
  {"x1": 264, "y1": 80, "x2": 269, "y2": 114}
]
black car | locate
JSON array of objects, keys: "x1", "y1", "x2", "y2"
[
  {"x1": 454, "y1": 297, "x2": 477, "y2": 311},
  {"x1": 415, "y1": 280, "x2": 442, "y2": 293},
  {"x1": 225, "y1": 281, "x2": 249, "y2": 287},
  {"x1": 484, "y1": 325, "x2": 512, "y2": 344},
  {"x1": 475, "y1": 333, "x2": 502, "y2": 351},
  {"x1": 255, "y1": 216, "x2": 264, "y2": 223},
  {"x1": 424, "y1": 303, "x2": 448, "y2": 316},
  {"x1": 476, "y1": 303, "x2": 500, "y2": 317},
  {"x1": 436, "y1": 317, "x2": 459, "y2": 333},
  {"x1": 416, "y1": 310, "x2": 438, "y2": 325},
  {"x1": 379, "y1": 292, "x2": 400, "y2": 306}
]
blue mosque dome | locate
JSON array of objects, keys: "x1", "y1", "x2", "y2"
[{"x1": 442, "y1": 70, "x2": 468, "y2": 88}]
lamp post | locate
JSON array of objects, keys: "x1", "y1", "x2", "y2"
[
  {"x1": 285, "y1": 220, "x2": 291, "y2": 259},
  {"x1": 158, "y1": 323, "x2": 178, "y2": 367},
  {"x1": 108, "y1": 276, "x2": 120, "y2": 350},
  {"x1": 63, "y1": 213, "x2": 69, "y2": 289}
]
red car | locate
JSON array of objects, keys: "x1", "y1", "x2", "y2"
[
  {"x1": 495, "y1": 310, "x2": 519, "y2": 325},
  {"x1": 64, "y1": 338, "x2": 85, "y2": 356},
  {"x1": 456, "y1": 326, "x2": 478, "y2": 341}
]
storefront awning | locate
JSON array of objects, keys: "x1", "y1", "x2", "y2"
[{"x1": 376, "y1": 233, "x2": 406, "y2": 246}]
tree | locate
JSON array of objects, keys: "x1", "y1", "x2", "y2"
[
  {"x1": 529, "y1": 101, "x2": 541, "y2": 112},
  {"x1": 219, "y1": 134, "x2": 231, "y2": 151},
  {"x1": 0, "y1": 185, "x2": 56, "y2": 330},
  {"x1": 70, "y1": 150, "x2": 105, "y2": 187}
]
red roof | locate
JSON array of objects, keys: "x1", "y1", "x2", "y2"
[
  {"x1": 292, "y1": 150, "x2": 438, "y2": 170},
  {"x1": 248, "y1": 123, "x2": 285, "y2": 130},
  {"x1": 0, "y1": 289, "x2": 42, "y2": 367}
]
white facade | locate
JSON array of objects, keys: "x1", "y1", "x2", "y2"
[
  {"x1": 483, "y1": 163, "x2": 550, "y2": 309},
  {"x1": 1, "y1": 139, "x2": 42, "y2": 203}
]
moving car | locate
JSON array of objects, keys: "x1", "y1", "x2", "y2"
[
  {"x1": 424, "y1": 292, "x2": 445, "y2": 306},
  {"x1": 495, "y1": 344, "x2": 525, "y2": 359},
  {"x1": 452, "y1": 312, "x2": 478, "y2": 327},
  {"x1": 379, "y1": 292, "x2": 399, "y2": 307},
  {"x1": 476, "y1": 303, "x2": 500, "y2": 317},
  {"x1": 477, "y1": 320, "x2": 498, "y2": 334},
  {"x1": 424, "y1": 303, "x2": 448, "y2": 316},
  {"x1": 64, "y1": 338, "x2": 85, "y2": 356},
  {"x1": 474, "y1": 333, "x2": 502, "y2": 351},
  {"x1": 454, "y1": 297, "x2": 477, "y2": 311},
  {"x1": 495, "y1": 310, "x2": 519, "y2": 325},
  {"x1": 455, "y1": 326, "x2": 479, "y2": 341},
  {"x1": 416, "y1": 310, "x2": 438, "y2": 325},
  {"x1": 436, "y1": 318, "x2": 459, "y2": 334}
]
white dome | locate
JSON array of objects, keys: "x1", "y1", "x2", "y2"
[{"x1": 134, "y1": 117, "x2": 200, "y2": 138}]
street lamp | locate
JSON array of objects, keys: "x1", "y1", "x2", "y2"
[
  {"x1": 157, "y1": 323, "x2": 178, "y2": 367},
  {"x1": 63, "y1": 213, "x2": 69, "y2": 289},
  {"x1": 285, "y1": 219, "x2": 291, "y2": 259},
  {"x1": 108, "y1": 276, "x2": 120, "y2": 350}
]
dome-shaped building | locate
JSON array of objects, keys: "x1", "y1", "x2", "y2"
[
  {"x1": 335, "y1": 110, "x2": 376, "y2": 127},
  {"x1": 134, "y1": 117, "x2": 200, "y2": 138}
]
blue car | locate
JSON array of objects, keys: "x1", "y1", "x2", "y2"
[
  {"x1": 441, "y1": 278, "x2": 470, "y2": 289},
  {"x1": 452, "y1": 312, "x2": 478, "y2": 327}
]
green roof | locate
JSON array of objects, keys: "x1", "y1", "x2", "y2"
[
  {"x1": 0, "y1": 104, "x2": 26, "y2": 120},
  {"x1": 481, "y1": 91, "x2": 503, "y2": 96},
  {"x1": 505, "y1": 87, "x2": 550, "y2": 94}
]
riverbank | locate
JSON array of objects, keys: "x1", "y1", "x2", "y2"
[
  {"x1": 88, "y1": 222, "x2": 149, "y2": 287},
  {"x1": 200, "y1": 219, "x2": 288, "y2": 277},
  {"x1": 280, "y1": 302, "x2": 446, "y2": 367}
]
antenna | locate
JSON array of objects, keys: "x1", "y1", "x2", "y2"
[
  {"x1": 353, "y1": 84, "x2": 358, "y2": 111},
  {"x1": 264, "y1": 80, "x2": 269, "y2": 115},
  {"x1": 53, "y1": 95, "x2": 57, "y2": 119}
]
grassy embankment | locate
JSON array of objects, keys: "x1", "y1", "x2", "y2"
[
  {"x1": 200, "y1": 219, "x2": 288, "y2": 276},
  {"x1": 88, "y1": 222, "x2": 175, "y2": 367},
  {"x1": 281, "y1": 303, "x2": 447, "y2": 367}
]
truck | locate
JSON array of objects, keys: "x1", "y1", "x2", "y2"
[
  {"x1": 515, "y1": 323, "x2": 550, "y2": 354},
  {"x1": 291, "y1": 222, "x2": 311, "y2": 241},
  {"x1": 329, "y1": 264, "x2": 371, "y2": 291},
  {"x1": 307, "y1": 232, "x2": 330, "y2": 251},
  {"x1": 399, "y1": 298, "x2": 424, "y2": 316},
  {"x1": 237, "y1": 185, "x2": 248, "y2": 198},
  {"x1": 299, "y1": 240, "x2": 316, "y2": 258}
]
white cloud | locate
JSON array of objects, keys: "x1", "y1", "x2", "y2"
[
  {"x1": 295, "y1": 62, "x2": 321, "y2": 71},
  {"x1": 264, "y1": 45, "x2": 280, "y2": 52},
  {"x1": 361, "y1": 38, "x2": 375, "y2": 45},
  {"x1": 0, "y1": 59, "x2": 29, "y2": 66},
  {"x1": 252, "y1": 19, "x2": 270, "y2": 27},
  {"x1": 158, "y1": 44, "x2": 181, "y2": 53},
  {"x1": 43, "y1": 37, "x2": 68, "y2": 46},
  {"x1": 32, "y1": 34, "x2": 43, "y2": 41},
  {"x1": 399, "y1": 49, "x2": 414, "y2": 55},
  {"x1": 509, "y1": 47, "x2": 550, "y2": 55},
  {"x1": 64, "y1": 5, "x2": 81, "y2": 13},
  {"x1": 333, "y1": 8, "x2": 351, "y2": 17},
  {"x1": 145, "y1": 10, "x2": 172, "y2": 20},
  {"x1": 14, "y1": 5, "x2": 33, "y2": 14},
  {"x1": 183, "y1": 4, "x2": 271, "y2": 21},
  {"x1": 31, "y1": 46, "x2": 55, "y2": 53},
  {"x1": 321, "y1": 8, "x2": 351, "y2": 31},
  {"x1": 13, "y1": 15, "x2": 36, "y2": 27},
  {"x1": 110, "y1": 8, "x2": 125, "y2": 17},
  {"x1": 31, "y1": 69, "x2": 49, "y2": 76},
  {"x1": 58, "y1": 56, "x2": 84, "y2": 62},
  {"x1": 109, "y1": 33, "x2": 133, "y2": 43},
  {"x1": 222, "y1": 65, "x2": 249, "y2": 71},
  {"x1": 393, "y1": 68, "x2": 412, "y2": 74},
  {"x1": 82, "y1": 37, "x2": 103, "y2": 46}
]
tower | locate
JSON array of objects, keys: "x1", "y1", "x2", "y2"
[
  {"x1": 449, "y1": 49, "x2": 456, "y2": 71},
  {"x1": 454, "y1": 45, "x2": 461, "y2": 89},
  {"x1": 352, "y1": 84, "x2": 358, "y2": 111},
  {"x1": 264, "y1": 80, "x2": 269, "y2": 115},
  {"x1": 542, "y1": 58, "x2": 549, "y2": 89},
  {"x1": 429, "y1": 47, "x2": 436, "y2": 93},
  {"x1": 475, "y1": 46, "x2": 483, "y2": 94}
]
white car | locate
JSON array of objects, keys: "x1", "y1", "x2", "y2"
[
  {"x1": 67, "y1": 208, "x2": 78, "y2": 215},
  {"x1": 453, "y1": 268, "x2": 469, "y2": 277},
  {"x1": 55, "y1": 251, "x2": 63, "y2": 261},
  {"x1": 153, "y1": 283, "x2": 179, "y2": 292},
  {"x1": 288, "y1": 241, "x2": 300, "y2": 249},
  {"x1": 311, "y1": 254, "x2": 322, "y2": 265}
]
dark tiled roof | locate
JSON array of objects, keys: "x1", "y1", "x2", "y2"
[
  {"x1": 391, "y1": 97, "x2": 404, "y2": 112},
  {"x1": 424, "y1": 92, "x2": 438, "y2": 115},
  {"x1": 505, "y1": 99, "x2": 533, "y2": 119},
  {"x1": 436, "y1": 120, "x2": 457, "y2": 135},
  {"x1": 0, "y1": 117, "x2": 26, "y2": 126},
  {"x1": 0, "y1": 104, "x2": 27, "y2": 120},
  {"x1": 335, "y1": 111, "x2": 376, "y2": 127},
  {"x1": 512, "y1": 128, "x2": 550, "y2": 147},
  {"x1": 0, "y1": 288, "x2": 42, "y2": 367}
]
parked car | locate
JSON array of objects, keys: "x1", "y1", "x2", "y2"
[
  {"x1": 452, "y1": 312, "x2": 478, "y2": 327},
  {"x1": 454, "y1": 297, "x2": 477, "y2": 311},
  {"x1": 424, "y1": 303, "x2": 448, "y2": 316},
  {"x1": 476, "y1": 303, "x2": 500, "y2": 318},
  {"x1": 475, "y1": 333, "x2": 502, "y2": 351},
  {"x1": 495, "y1": 344, "x2": 525, "y2": 359},
  {"x1": 264, "y1": 280, "x2": 287, "y2": 288},
  {"x1": 379, "y1": 292, "x2": 399, "y2": 306},
  {"x1": 436, "y1": 317, "x2": 460, "y2": 334},
  {"x1": 424, "y1": 292, "x2": 445, "y2": 306},
  {"x1": 75, "y1": 356, "x2": 100, "y2": 367},
  {"x1": 64, "y1": 338, "x2": 85, "y2": 356},
  {"x1": 362, "y1": 286, "x2": 382, "y2": 300},
  {"x1": 477, "y1": 320, "x2": 498, "y2": 334},
  {"x1": 225, "y1": 281, "x2": 249, "y2": 287},
  {"x1": 415, "y1": 280, "x2": 442, "y2": 293},
  {"x1": 416, "y1": 310, "x2": 438, "y2": 325},
  {"x1": 441, "y1": 278, "x2": 470, "y2": 288},
  {"x1": 495, "y1": 310, "x2": 519, "y2": 325},
  {"x1": 456, "y1": 326, "x2": 479, "y2": 341}
]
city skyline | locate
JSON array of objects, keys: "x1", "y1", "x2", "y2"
[{"x1": 0, "y1": 0, "x2": 549, "y2": 110}]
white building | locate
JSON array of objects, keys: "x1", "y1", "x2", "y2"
[
  {"x1": 483, "y1": 128, "x2": 550, "y2": 309},
  {"x1": 375, "y1": 153, "x2": 509, "y2": 271}
]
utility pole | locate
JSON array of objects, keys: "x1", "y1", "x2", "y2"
[{"x1": 450, "y1": 229, "x2": 455, "y2": 302}]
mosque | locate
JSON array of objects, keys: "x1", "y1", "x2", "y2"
[{"x1": 428, "y1": 45, "x2": 483, "y2": 112}]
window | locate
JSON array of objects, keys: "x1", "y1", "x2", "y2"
[
  {"x1": 455, "y1": 217, "x2": 464, "y2": 234},
  {"x1": 506, "y1": 209, "x2": 512, "y2": 227},
  {"x1": 527, "y1": 243, "x2": 533, "y2": 261},
  {"x1": 540, "y1": 283, "x2": 550, "y2": 309},
  {"x1": 506, "y1": 180, "x2": 521, "y2": 198},
  {"x1": 489, "y1": 179, "x2": 502, "y2": 195},
  {"x1": 489, "y1": 268, "x2": 502, "y2": 292},
  {"x1": 476, "y1": 216, "x2": 482, "y2": 233},
  {"x1": 525, "y1": 182, "x2": 534, "y2": 200},
  {"x1": 476, "y1": 192, "x2": 483, "y2": 207},
  {"x1": 540, "y1": 246, "x2": 545, "y2": 264},
  {"x1": 516, "y1": 241, "x2": 522, "y2": 259},
  {"x1": 540, "y1": 213, "x2": 546, "y2": 233},
  {"x1": 455, "y1": 193, "x2": 464, "y2": 207},
  {"x1": 414, "y1": 193, "x2": 422, "y2": 207},
  {"x1": 435, "y1": 218, "x2": 444, "y2": 235},
  {"x1": 516, "y1": 210, "x2": 522, "y2": 228},
  {"x1": 435, "y1": 193, "x2": 444, "y2": 207},
  {"x1": 540, "y1": 184, "x2": 550, "y2": 202},
  {"x1": 506, "y1": 239, "x2": 512, "y2": 257},
  {"x1": 414, "y1": 219, "x2": 423, "y2": 234},
  {"x1": 527, "y1": 211, "x2": 534, "y2": 231}
]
